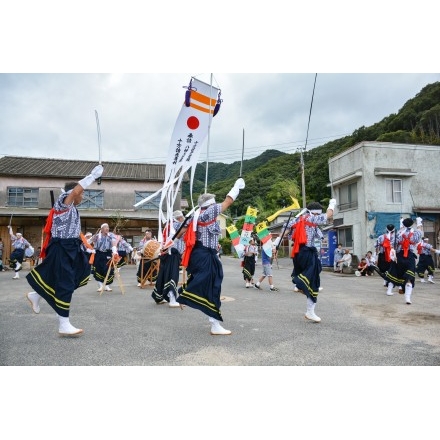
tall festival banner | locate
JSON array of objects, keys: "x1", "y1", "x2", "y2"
[
  {"x1": 134, "y1": 76, "x2": 221, "y2": 243},
  {"x1": 239, "y1": 206, "x2": 258, "y2": 246},
  {"x1": 226, "y1": 224, "x2": 245, "y2": 257},
  {"x1": 255, "y1": 221, "x2": 274, "y2": 258}
]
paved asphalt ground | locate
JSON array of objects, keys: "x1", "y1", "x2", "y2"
[{"x1": 1, "y1": 255, "x2": 439, "y2": 366}]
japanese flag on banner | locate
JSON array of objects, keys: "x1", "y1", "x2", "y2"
[
  {"x1": 239, "y1": 206, "x2": 258, "y2": 246},
  {"x1": 256, "y1": 221, "x2": 273, "y2": 258},
  {"x1": 227, "y1": 224, "x2": 245, "y2": 257},
  {"x1": 133, "y1": 76, "x2": 222, "y2": 244}
]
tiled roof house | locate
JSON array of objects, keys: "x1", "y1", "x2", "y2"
[{"x1": 0, "y1": 155, "x2": 186, "y2": 262}]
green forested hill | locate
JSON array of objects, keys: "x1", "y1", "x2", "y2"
[{"x1": 182, "y1": 81, "x2": 440, "y2": 221}]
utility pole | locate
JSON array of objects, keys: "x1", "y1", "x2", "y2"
[
  {"x1": 300, "y1": 73, "x2": 318, "y2": 209},
  {"x1": 298, "y1": 146, "x2": 306, "y2": 208}
]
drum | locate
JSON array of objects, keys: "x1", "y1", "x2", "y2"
[{"x1": 143, "y1": 240, "x2": 161, "y2": 260}]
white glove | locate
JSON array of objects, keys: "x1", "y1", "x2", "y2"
[
  {"x1": 91, "y1": 164, "x2": 103, "y2": 180},
  {"x1": 390, "y1": 249, "x2": 396, "y2": 262},
  {"x1": 112, "y1": 246, "x2": 118, "y2": 255},
  {"x1": 227, "y1": 178, "x2": 245, "y2": 201},
  {"x1": 416, "y1": 217, "x2": 423, "y2": 227},
  {"x1": 78, "y1": 164, "x2": 104, "y2": 189},
  {"x1": 234, "y1": 178, "x2": 245, "y2": 190},
  {"x1": 435, "y1": 250, "x2": 440, "y2": 255},
  {"x1": 328, "y1": 198, "x2": 337, "y2": 211},
  {"x1": 86, "y1": 248, "x2": 96, "y2": 254}
]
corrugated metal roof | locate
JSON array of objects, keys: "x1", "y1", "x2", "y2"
[{"x1": 0, "y1": 155, "x2": 166, "y2": 181}]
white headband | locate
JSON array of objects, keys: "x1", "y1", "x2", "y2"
[
  {"x1": 101, "y1": 223, "x2": 108, "y2": 229},
  {"x1": 309, "y1": 209, "x2": 322, "y2": 215},
  {"x1": 201, "y1": 198, "x2": 216, "y2": 208}
]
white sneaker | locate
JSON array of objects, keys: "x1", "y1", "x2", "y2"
[
  {"x1": 405, "y1": 294, "x2": 412, "y2": 305},
  {"x1": 245, "y1": 282, "x2": 250, "y2": 288},
  {"x1": 104, "y1": 285, "x2": 112, "y2": 291},
  {"x1": 428, "y1": 278, "x2": 435, "y2": 284},
  {"x1": 305, "y1": 311, "x2": 321, "y2": 323},
  {"x1": 12, "y1": 273, "x2": 19, "y2": 279},
  {"x1": 137, "y1": 283, "x2": 141, "y2": 287},
  {"x1": 15, "y1": 262, "x2": 22, "y2": 271},
  {"x1": 420, "y1": 279, "x2": 426, "y2": 283}
]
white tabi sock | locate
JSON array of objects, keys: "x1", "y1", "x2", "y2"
[
  {"x1": 386, "y1": 283, "x2": 394, "y2": 295},
  {"x1": 58, "y1": 315, "x2": 83, "y2": 335}
]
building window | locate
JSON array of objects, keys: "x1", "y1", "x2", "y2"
[
  {"x1": 135, "y1": 191, "x2": 161, "y2": 210},
  {"x1": 338, "y1": 227, "x2": 353, "y2": 248},
  {"x1": 338, "y1": 182, "x2": 358, "y2": 211},
  {"x1": 7, "y1": 187, "x2": 39, "y2": 207},
  {"x1": 386, "y1": 179, "x2": 402, "y2": 204},
  {"x1": 78, "y1": 189, "x2": 104, "y2": 209}
]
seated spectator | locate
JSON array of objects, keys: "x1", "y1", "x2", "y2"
[
  {"x1": 365, "y1": 251, "x2": 376, "y2": 276},
  {"x1": 336, "y1": 248, "x2": 352, "y2": 273},
  {"x1": 357, "y1": 258, "x2": 369, "y2": 276}
]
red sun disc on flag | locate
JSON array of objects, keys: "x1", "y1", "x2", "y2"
[{"x1": 187, "y1": 116, "x2": 199, "y2": 130}]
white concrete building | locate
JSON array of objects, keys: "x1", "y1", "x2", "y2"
[{"x1": 328, "y1": 141, "x2": 440, "y2": 263}]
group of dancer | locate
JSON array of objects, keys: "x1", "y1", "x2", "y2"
[
  {"x1": 22, "y1": 164, "x2": 245, "y2": 337},
  {"x1": 375, "y1": 218, "x2": 440, "y2": 305},
  {"x1": 20, "y1": 162, "x2": 439, "y2": 338}
]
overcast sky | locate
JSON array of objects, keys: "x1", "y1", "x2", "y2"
[{"x1": 1, "y1": 73, "x2": 439, "y2": 165}]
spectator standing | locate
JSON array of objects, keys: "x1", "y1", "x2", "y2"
[
  {"x1": 254, "y1": 242, "x2": 279, "y2": 291},
  {"x1": 333, "y1": 243, "x2": 344, "y2": 272}
]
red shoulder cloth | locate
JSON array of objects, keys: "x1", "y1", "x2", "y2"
[
  {"x1": 290, "y1": 215, "x2": 316, "y2": 258},
  {"x1": 40, "y1": 208, "x2": 67, "y2": 259},
  {"x1": 383, "y1": 236, "x2": 392, "y2": 262},
  {"x1": 181, "y1": 221, "x2": 195, "y2": 268},
  {"x1": 401, "y1": 232, "x2": 413, "y2": 258}
]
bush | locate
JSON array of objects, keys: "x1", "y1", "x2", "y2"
[{"x1": 219, "y1": 237, "x2": 232, "y2": 256}]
